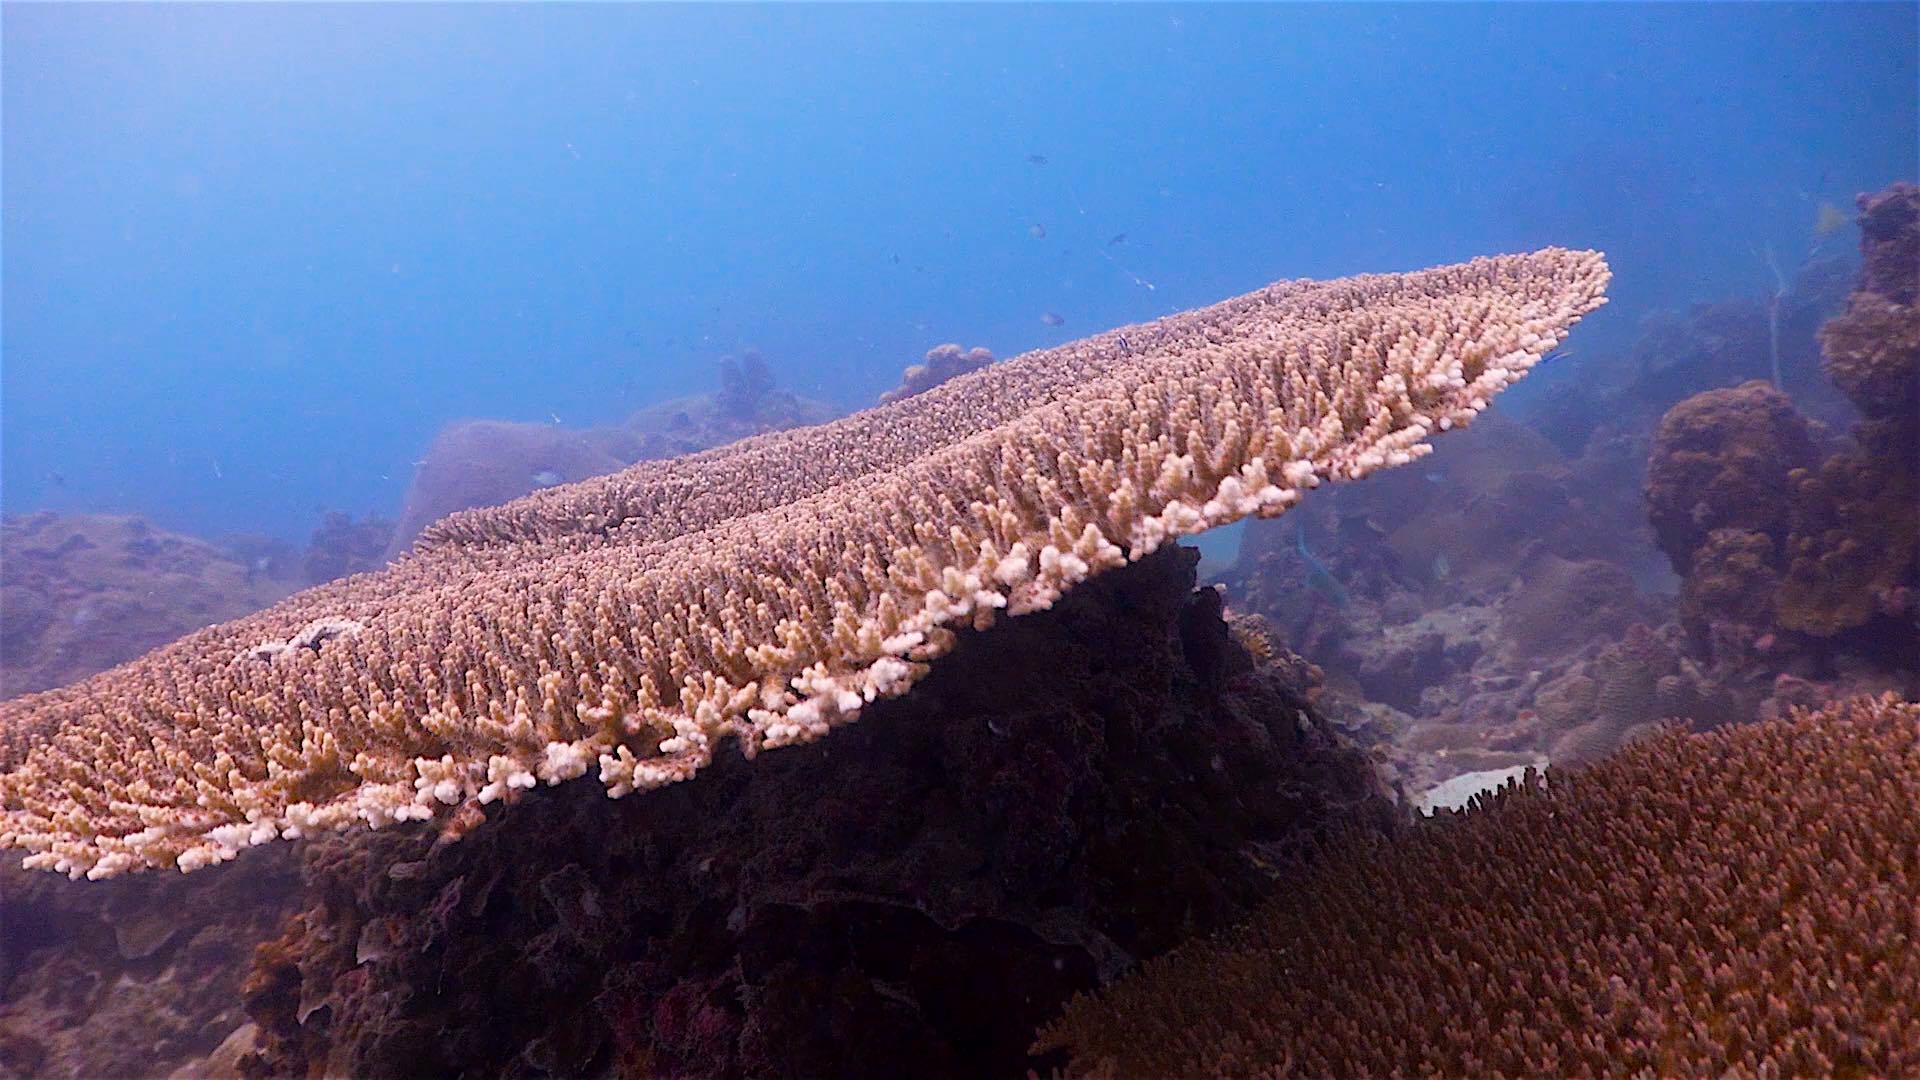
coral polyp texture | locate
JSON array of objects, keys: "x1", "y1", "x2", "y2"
[
  {"x1": 1036, "y1": 694, "x2": 1920, "y2": 1078},
  {"x1": 0, "y1": 249, "x2": 1609, "y2": 879}
]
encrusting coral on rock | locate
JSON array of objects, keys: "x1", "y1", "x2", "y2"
[
  {"x1": 0, "y1": 248, "x2": 1609, "y2": 879},
  {"x1": 1649, "y1": 182, "x2": 1917, "y2": 661},
  {"x1": 1035, "y1": 693, "x2": 1920, "y2": 1078},
  {"x1": 235, "y1": 547, "x2": 1394, "y2": 1079}
]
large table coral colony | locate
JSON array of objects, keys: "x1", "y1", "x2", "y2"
[{"x1": 0, "y1": 248, "x2": 1609, "y2": 880}]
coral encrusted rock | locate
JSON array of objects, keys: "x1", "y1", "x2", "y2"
[{"x1": 237, "y1": 548, "x2": 1392, "y2": 1080}]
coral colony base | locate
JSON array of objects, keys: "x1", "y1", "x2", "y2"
[{"x1": 0, "y1": 249, "x2": 1609, "y2": 880}]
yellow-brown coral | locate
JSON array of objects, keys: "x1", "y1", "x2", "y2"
[
  {"x1": 0, "y1": 249, "x2": 1609, "y2": 879},
  {"x1": 1036, "y1": 694, "x2": 1920, "y2": 1078}
]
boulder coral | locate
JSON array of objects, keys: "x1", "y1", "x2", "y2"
[
  {"x1": 1779, "y1": 182, "x2": 1919, "y2": 638},
  {"x1": 1036, "y1": 693, "x2": 1920, "y2": 1078},
  {"x1": 1643, "y1": 380, "x2": 1817, "y2": 576}
]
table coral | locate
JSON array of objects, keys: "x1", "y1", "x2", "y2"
[{"x1": 0, "y1": 249, "x2": 1609, "y2": 880}]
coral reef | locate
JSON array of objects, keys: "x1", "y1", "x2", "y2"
[
  {"x1": 713, "y1": 348, "x2": 777, "y2": 420},
  {"x1": 0, "y1": 514, "x2": 295, "y2": 700},
  {"x1": 0, "y1": 248, "x2": 1610, "y2": 879},
  {"x1": 1652, "y1": 182, "x2": 1917, "y2": 659},
  {"x1": 0, "y1": 529, "x2": 303, "y2": 1079},
  {"x1": 385, "y1": 350, "x2": 837, "y2": 557},
  {"x1": 879, "y1": 343, "x2": 996, "y2": 405},
  {"x1": 617, "y1": 349, "x2": 838, "y2": 463},
  {"x1": 383, "y1": 419, "x2": 633, "y2": 559},
  {"x1": 1036, "y1": 694, "x2": 1920, "y2": 1078},
  {"x1": 238, "y1": 549, "x2": 1391, "y2": 1079},
  {"x1": 1777, "y1": 182, "x2": 1919, "y2": 640},
  {"x1": 1224, "y1": 407, "x2": 1669, "y2": 794},
  {"x1": 301, "y1": 512, "x2": 394, "y2": 585},
  {"x1": 1613, "y1": 251, "x2": 1855, "y2": 431}
]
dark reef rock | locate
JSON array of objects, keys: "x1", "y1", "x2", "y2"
[
  {"x1": 238, "y1": 548, "x2": 1392, "y2": 1080},
  {"x1": 0, "y1": 849, "x2": 302, "y2": 1079}
]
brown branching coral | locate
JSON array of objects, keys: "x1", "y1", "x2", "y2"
[
  {"x1": 0, "y1": 249, "x2": 1609, "y2": 879},
  {"x1": 1035, "y1": 694, "x2": 1920, "y2": 1078}
]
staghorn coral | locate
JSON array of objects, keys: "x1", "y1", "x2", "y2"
[
  {"x1": 879, "y1": 343, "x2": 997, "y2": 405},
  {"x1": 1035, "y1": 694, "x2": 1920, "y2": 1078},
  {"x1": 0, "y1": 249, "x2": 1609, "y2": 879}
]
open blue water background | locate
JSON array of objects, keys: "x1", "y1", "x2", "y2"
[{"x1": 3, "y1": 3, "x2": 1914, "y2": 541}]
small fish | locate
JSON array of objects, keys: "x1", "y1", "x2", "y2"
[
  {"x1": 1431, "y1": 553, "x2": 1451, "y2": 582},
  {"x1": 1108, "y1": 232, "x2": 1128, "y2": 246},
  {"x1": 1295, "y1": 524, "x2": 1351, "y2": 608},
  {"x1": 1040, "y1": 311, "x2": 1065, "y2": 327},
  {"x1": 1028, "y1": 223, "x2": 1047, "y2": 239},
  {"x1": 1423, "y1": 470, "x2": 1447, "y2": 485},
  {"x1": 45, "y1": 470, "x2": 66, "y2": 489},
  {"x1": 1813, "y1": 200, "x2": 1849, "y2": 238},
  {"x1": 1115, "y1": 334, "x2": 1132, "y2": 353},
  {"x1": 1025, "y1": 154, "x2": 1049, "y2": 166},
  {"x1": 1540, "y1": 348, "x2": 1571, "y2": 364},
  {"x1": 531, "y1": 469, "x2": 564, "y2": 489},
  {"x1": 890, "y1": 253, "x2": 901, "y2": 265}
]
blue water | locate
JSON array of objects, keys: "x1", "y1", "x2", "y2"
[{"x1": 3, "y1": 4, "x2": 1914, "y2": 541}]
